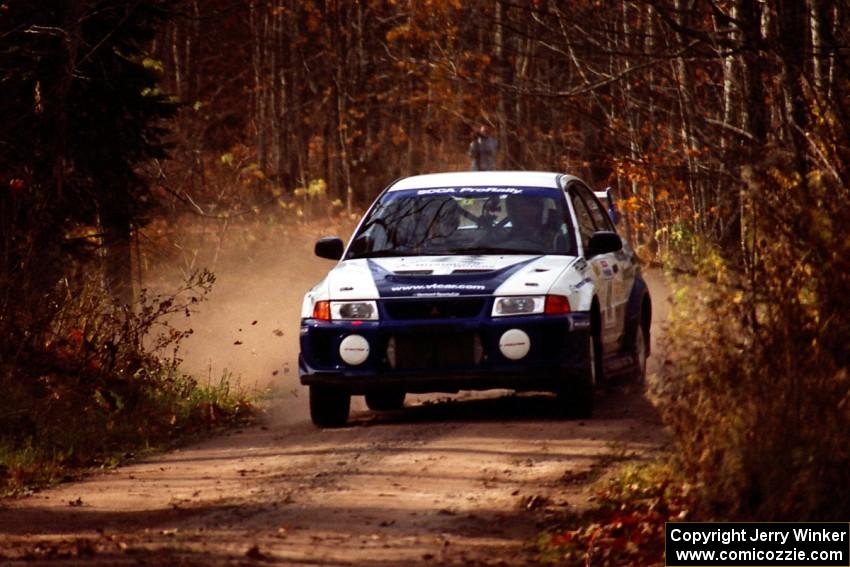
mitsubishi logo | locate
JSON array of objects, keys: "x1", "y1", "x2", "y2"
[{"x1": 429, "y1": 306, "x2": 441, "y2": 317}]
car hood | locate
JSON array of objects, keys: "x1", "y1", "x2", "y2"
[{"x1": 320, "y1": 255, "x2": 577, "y2": 300}]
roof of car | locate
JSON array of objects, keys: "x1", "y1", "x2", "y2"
[{"x1": 387, "y1": 171, "x2": 583, "y2": 192}]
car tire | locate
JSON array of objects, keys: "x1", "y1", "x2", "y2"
[
  {"x1": 364, "y1": 391, "x2": 406, "y2": 411},
  {"x1": 309, "y1": 386, "x2": 351, "y2": 427},
  {"x1": 559, "y1": 333, "x2": 596, "y2": 419},
  {"x1": 631, "y1": 319, "x2": 649, "y2": 384}
]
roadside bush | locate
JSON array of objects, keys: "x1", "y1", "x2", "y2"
[
  {"x1": 0, "y1": 268, "x2": 254, "y2": 493},
  {"x1": 655, "y1": 157, "x2": 850, "y2": 520}
]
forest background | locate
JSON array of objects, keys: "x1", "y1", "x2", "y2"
[{"x1": 1, "y1": 0, "x2": 849, "y2": 523}]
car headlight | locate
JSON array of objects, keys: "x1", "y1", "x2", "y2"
[
  {"x1": 330, "y1": 300, "x2": 379, "y2": 320},
  {"x1": 492, "y1": 296, "x2": 545, "y2": 317},
  {"x1": 491, "y1": 295, "x2": 571, "y2": 317}
]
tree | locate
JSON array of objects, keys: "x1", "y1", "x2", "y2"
[{"x1": 0, "y1": 0, "x2": 176, "y2": 338}]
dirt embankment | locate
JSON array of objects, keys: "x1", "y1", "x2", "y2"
[{"x1": 0, "y1": 226, "x2": 670, "y2": 566}]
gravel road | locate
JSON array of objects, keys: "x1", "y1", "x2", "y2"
[{"x1": 0, "y1": 385, "x2": 665, "y2": 566}]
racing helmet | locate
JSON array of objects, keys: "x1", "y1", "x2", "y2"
[{"x1": 505, "y1": 194, "x2": 544, "y2": 230}]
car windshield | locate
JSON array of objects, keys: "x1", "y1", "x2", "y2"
[{"x1": 347, "y1": 187, "x2": 576, "y2": 259}]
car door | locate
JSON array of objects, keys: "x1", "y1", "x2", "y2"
[
  {"x1": 577, "y1": 185, "x2": 633, "y2": 350},
  {"x1": 567, "y1": 184, "x2": 619, "y2": 351}
]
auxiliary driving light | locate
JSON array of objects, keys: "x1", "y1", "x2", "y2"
[
  {"x1": 499, "y1": 329, "x2": 531, "y2": 360},
  {"x1": 339, "y1": 334, "x2": 370, "y2": 365}
]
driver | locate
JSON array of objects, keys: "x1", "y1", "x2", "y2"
[
  {"x1": 423, "y1": 197, "x2": 462, "y2": 243},
  {"x1": 505, "y1": 194, "x2": 545, "y2": 246}
]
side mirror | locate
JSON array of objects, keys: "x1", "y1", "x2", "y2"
[
  {"x1": 315, "y1": 237, "x2": 344, "y2": 260},
  {"x1": 586, "y1": 231, "x2": 622, "y2": 258}
]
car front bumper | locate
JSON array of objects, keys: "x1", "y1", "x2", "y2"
[{"x1": 298, "y1": 312, "x2": 592, "y2": 394}]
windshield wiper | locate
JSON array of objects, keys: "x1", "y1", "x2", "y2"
[
  {"x1": 348, "y1": 249, "x2": 420, "y2": 259},
  {"x1": 447, "y1": 246, "x2": 544, "y2": 256},
  {"x1": 349, "y1": 247, "x2": 545, "y2": 259}
]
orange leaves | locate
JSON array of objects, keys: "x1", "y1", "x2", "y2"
[
  {"x1": 385, "y1": 23, "x2": 411, "y2": 43},
  {"x1": 693, "y1": 66, "x2": 715, "y2": 86},
  {"x1": 538, "y1": 509, "x2": 668, "y2": 565},
  {"x1": 536, "y1": 462, "x2": 691, "y2": 565},
  {"x1": 390, "y1": 125, "x2": 409, "y2": 146},
  {"x1": 622, "y1": 196, "x2": 640, "y2": 213},
  {"x1": 612, "y1": 158, "x2": 654, "y2": 185},
  {"x1": 68, "y1": 328, "x2": 84, "y2": 347},
  {"x1": 307, "y1": 12, "x2": 322, "y2": 33},
  {"x1": 301, "y1": 0, "x2": 321, "y2": 33}
]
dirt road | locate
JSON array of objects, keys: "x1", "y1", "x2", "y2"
[
  {"x1": 0, "y1": 229, "x2": 670, "y2": 566},
  {"x1": 0, "y1": 388, "x2": 665, "y2": 566}
]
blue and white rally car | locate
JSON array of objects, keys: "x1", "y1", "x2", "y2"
[{"x1": 299, "y1": 171, "x2": 651, "y2": 427}]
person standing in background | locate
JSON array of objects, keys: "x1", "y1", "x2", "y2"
[{"x1": 468, "y1": 125, "x2": 497, "y2": 170}]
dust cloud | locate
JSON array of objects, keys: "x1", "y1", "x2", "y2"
[{"x1": 152, "y1": 220, "x2": 353, "y2": 424}]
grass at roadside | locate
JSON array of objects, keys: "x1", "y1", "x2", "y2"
[
  {"x1": 0, "y1": 369, "x2": 256, "y2": 496},
  {"x1": 535, "y1": 459, "x2": 690, "y2": 566}
]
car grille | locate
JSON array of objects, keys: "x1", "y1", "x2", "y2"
[
  {"x1": 383, "y1": 298, "x2": 485, "y2": 320},
  {"x1": 389, "y1": 332, "x2": 482, "y2": 370}
]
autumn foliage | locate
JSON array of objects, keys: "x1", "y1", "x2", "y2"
[
  {"x1": 1, "y1": 0, "x2": 849, "y2": 521},
  {"x1": 152, "y1": 4, "x2": 850, "y2": 524}
]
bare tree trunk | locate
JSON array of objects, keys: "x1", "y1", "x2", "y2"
[
  {"x1": 621, "y1": 1, "x2": 639, "y2": 238},
  {"x1": 721, "y1": 3, "x2": 741, "y2": 136},
  {"x1": 672, "y1": 0, "x2": 703, "y2": 236},
  {"x1": 171, "y1": 23, "x2": 182, "y2": 100},
  {"x1": 269, "y1": 0, "x2": 280, "y2": 183},
  {"x1": 289, "y1": 0, "x2": 306, "y2": 190},
  {"x1": 827, "y1": 3, "x2": 840, "y2": 101},
  {"x1": 738, "y1": 0, "x2": 767, "y2": 312},
  {"x1": 494, "y1": 1, "x2": 510, "y2": 168},
  {"x1": 190, "y1": 0, "x2": 200, "y2": 101},
  {"x1": 53, "y1": 0, "x2": 83, "y2": 201},
  {"x1": 250, "y1": 1, "x2": 267, "y2": 175},
  {"x1": 778, "y1": 0, "x2": 810, "y2": 194},
  {"x1": 335, "y1": 17, "x2": 353, "y2": 214},
  {"x1": 101, "y1": 211, "x2": 134, "y2": 306}
]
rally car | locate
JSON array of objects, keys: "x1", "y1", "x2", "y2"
[{"x1": 299, "y1": 171, "x2": 651, "y2": 427}]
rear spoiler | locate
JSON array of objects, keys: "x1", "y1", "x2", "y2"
[{"x1": 593, "y1": 187, "x2": 620, "y2": 225}]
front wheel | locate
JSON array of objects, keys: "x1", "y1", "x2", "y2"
[
  {"x1": 630, "y1": 320, "x2": 649, "y2": 385},
  {"x1": 558, "y1": 334, "x2": 597, "y2": 419},
  {"x1": 364, "y1": 390, "x2": 406, "y2": 411},
  {"x1": 309, "y1": 386, "x2": 351, "y2": 427}
]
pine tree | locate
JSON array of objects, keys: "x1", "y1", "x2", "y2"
[{"x1": 0, "y1": 0, "x2": 176, "y2": 308}]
